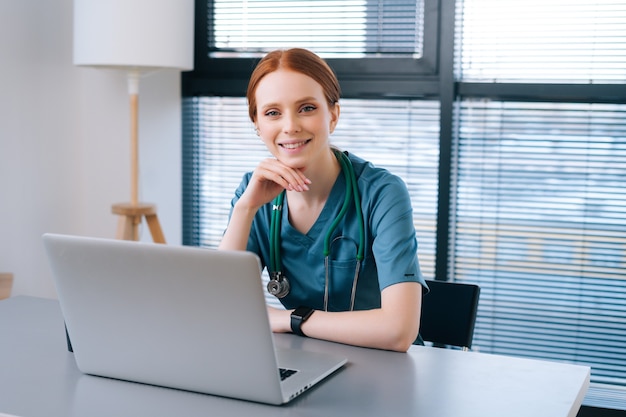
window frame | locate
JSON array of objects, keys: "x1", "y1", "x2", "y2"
[{"x1": 183, "y1": 0, "x2": 442, "y2": 99}]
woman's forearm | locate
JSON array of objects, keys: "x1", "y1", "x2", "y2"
[
  {"x1": 269, "y1": 282, "x2": 423, "y2": 352},
  {"x1": 218, "y1": 202, "x2": 258, "y2": 250}
]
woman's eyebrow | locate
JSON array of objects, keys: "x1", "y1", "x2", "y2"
[
  {"x1": 260, "y1": 96, "x2": 320, "y2": 110},
  {"x1": 259, "y1": 102, "x2": 280, "y2": 111},
  {"x1": 295, "y1": 96, "x2": 319, "y2": 104}
]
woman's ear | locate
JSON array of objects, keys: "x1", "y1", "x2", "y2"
[{"x1": 329, "y1": 103, "x2": 340, "y2": 133}]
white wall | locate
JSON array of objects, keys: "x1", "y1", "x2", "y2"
[{"x1": 0, "y1": 0, "x2": 183, "y2": 299}]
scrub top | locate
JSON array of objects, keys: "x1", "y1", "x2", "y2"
[{"x1": 229, "y1": 151, "x2": 427, "y2": 312}]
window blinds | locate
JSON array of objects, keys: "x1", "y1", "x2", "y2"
[
  {"x1": 454, "y1": 0, "x2": 626, "y2": 409},
  {"x1": 211, "y1": 0, "x2": 424, "y2": 56},
  {"x1": 452, "y1": 101, "x2": 626, "y2": 408},
  {"x1": 182, "y1": 96, "x2": 439, "y2": 280},
  {"x1": 457, "y1": 0, "x2": 626, "y2": 83}
]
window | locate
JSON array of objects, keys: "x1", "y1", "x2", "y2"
[
  {"x1": 184, "y1": 0, "x2": 440, "y2": 99},
  {"x1": 457, "y1": 0, "x2": 626, "y2": 83},
  {"x1": 453, "y1": 101, "x2": 626, "y2": 407},
  {"x1": 453, "y1": 0, "x2": 626, "y2": 409},
  {"x1": 212, "y1": 0, "x2": 425, "y2": 57},
  {"x1": 183, "y1": 0, "x2": 442, "y2": 306},
  {"x1": 182, "y1": 0, "x2": 626, "y2": 410}
]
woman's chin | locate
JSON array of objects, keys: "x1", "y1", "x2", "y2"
[{"x1": 276, "y1": 155, "x2": 307, "y2": 171}]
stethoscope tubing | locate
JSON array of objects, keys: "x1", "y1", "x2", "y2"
[
  {"x1": 270, "y1": 191, "x2": 284, "y2": 274},
  {"x1": 269, "y1": 149, "x2": 365, "y2": 311}
]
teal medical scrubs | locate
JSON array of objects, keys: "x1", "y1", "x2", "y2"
[{"x1": 229, "y1": 151, "x2": 427, "y2": 312}]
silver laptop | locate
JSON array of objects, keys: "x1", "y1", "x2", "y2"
[{"x1": 42, "y1": 233, "x2": 346, "y2": 405}]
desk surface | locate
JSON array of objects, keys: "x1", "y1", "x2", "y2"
[{"x1": 0, "y1": 296, "x2": 589, "y2": 417}]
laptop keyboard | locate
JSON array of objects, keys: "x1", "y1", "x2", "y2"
[{"x1": 279, "y1": 368, "x2": 298, "y2": 381}]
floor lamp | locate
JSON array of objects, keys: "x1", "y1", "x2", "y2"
[{"x1": 73, "y1": 0, "x2": 194, "y2": 243}]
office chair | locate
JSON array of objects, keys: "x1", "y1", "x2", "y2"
[{"x1": 417, "y1": 279, "x2": 480, "y2": 351}]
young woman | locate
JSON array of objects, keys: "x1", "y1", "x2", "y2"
[{"x1": 219, "y1": 48, "x2": 427, "y2": 352}]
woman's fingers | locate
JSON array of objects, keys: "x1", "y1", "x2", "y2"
[
  {"x1": 254, "y1": 159, "x2": 311, "y2": 192},
  {"x1": 237, "y1": 159, "x2": 312, "y2": 209}
]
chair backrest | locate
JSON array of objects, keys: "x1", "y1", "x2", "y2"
[{"x1": 418, "y1": 279, "x2": 480, "y2": 350}]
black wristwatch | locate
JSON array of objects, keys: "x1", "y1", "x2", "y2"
[{"x1": 290, "y1": 306, "x2": 315, "y2": 337}]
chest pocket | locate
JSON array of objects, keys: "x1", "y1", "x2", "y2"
[{"x1": 328, "y1": 235, "x2": 360, "y2": 262}]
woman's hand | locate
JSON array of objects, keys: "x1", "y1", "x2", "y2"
[
  {"x1": 219, "y1": 158, "x2": 310, "y2": 251},
  {"x1": 238, "y1": 158, "x2": 311, "y2": 210}
]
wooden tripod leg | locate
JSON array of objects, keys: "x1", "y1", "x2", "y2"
[
  {"x1": 116, "y1": 214, "x2": 139, "y2": 240},
  {"x1": 145, "y1": 214, "x2": 166, "y2": 244},
  {"x1": 0, "y1": 273, "x2": 13, "y2": 300}
]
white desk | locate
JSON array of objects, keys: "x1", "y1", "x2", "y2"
[{"x1": 0, "y1": 296, "x2": 590, "y2": 417}]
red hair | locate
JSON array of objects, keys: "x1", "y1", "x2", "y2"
[{"x1": 246, "y1": 48, "x2": 341, "y2": 122}]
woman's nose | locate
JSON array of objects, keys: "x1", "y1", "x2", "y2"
[{"x1": 283, "y1": 113, "x2": 301, "y2": 134}]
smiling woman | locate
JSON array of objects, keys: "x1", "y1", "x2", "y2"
[{"x1": 218, "y1": 48, "x2": 428, "y2": 352}]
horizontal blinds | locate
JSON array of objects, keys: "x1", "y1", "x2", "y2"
[
  {"x1": 452, "y1": 100, "x2": 626, "y2": 407},
  {"x1": 211, "y1": 0, "x2": 424, "y2": 56},
  {"x1": 182, "y1": 96, "x2": 271, "y2": 247},
  {"x1": 332, "y1": 99, "x2": 440, "y2": 275},
  {"x1": 457, "y1": 0, "x2": 626, "y2": 83},
  {"x1": 182, "y1": 96, "x2": 439, "y2": 280}
]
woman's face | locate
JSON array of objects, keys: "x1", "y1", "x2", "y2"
[{"x1": 254, "y1": 69, "x2": 339, "y2": 170}]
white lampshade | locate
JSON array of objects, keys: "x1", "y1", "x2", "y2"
[{"x1": 73, "y1": 0, "x2": 194, "y2": 71}]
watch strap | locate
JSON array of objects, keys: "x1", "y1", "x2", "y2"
[{"x1": 290, "y1": 306, "x2": 314, "y2": 336}]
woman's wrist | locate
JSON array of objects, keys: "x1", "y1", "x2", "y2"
[
  {"x1": 233, "y1": 197, "x2": 262, "y2": 216},
  {"x1": 267, "y1": 306, "x2": 294, "y2": 333}
]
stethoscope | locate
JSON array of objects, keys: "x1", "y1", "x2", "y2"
[{"x1": 267, "y1": 149, "x2": 365, "y2": 311}]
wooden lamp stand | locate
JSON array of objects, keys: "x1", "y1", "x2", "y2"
[{"x1": 113, "y1": 71, "x2": 166, "y2": 244}]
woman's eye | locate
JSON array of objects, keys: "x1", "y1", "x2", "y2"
[
  {"x1": 301, "y1": 105, "x2": 317, "y2": 113},
  {"x1": 264, "y1": 110, "x2": 280, "y2": 117}
]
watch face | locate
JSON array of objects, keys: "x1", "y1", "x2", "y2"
[{"x1": 293, "y1": 306, "x2": 314, "y2": 320}]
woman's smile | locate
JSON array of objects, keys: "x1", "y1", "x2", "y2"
[{"x1": 280, "y1": 139, "x2": 311, "y2": 150}]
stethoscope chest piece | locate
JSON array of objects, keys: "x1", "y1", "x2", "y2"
[{"x1": 267, "y1": 271, "x2": 290, "y2": 298}]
